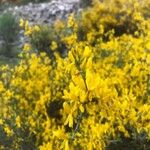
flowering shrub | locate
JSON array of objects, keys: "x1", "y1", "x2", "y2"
[{"x1": 0, "y1": 0, "x2": 150, "y2": 149}]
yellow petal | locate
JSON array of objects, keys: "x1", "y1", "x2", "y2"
[
  {"x1": 86, "y1": 69, "x2": 100, "y2": 91},
  {"x1": 65, "y1": 140, "x2": 69, "y2": 150},
  {"x1": 83, "y1": 46, "x2": 92, "y2": 58},
  {"x1": 63, "y1": 102, "x2": 71, "y2": 114},
  {"x1": 69, "y1": 114, "x2": 73, "y2": 128},
  {"x1": 79, "y1": 104, "x2": 84, "y2": 112}
]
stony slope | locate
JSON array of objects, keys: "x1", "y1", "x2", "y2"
[{"x1": 4, "y1": 0, "x2": 81, "y2": 25}]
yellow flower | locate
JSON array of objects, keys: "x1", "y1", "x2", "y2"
[
  {"x1": 39, "y1": 142, "x2": 53, "y2": 150},
  {"x1": 53, "y1": 128, "x2": 66, "y2": 139},
  {"x1": 19, "y1": 18, "x2": 24, "y2": 27},
  {"x1": 23, "y1": 43, "x2": 31, "y2": 52},
  {"x1": 4, "y1": 126, "x2": 13, "y2": 137},
  {"x1": 16, "y1": 116, "x2": 21, "y2": 128},
  {"x1": 79, "y1": 90, "x2": 87, "y2": 103},
  {"x1": 25, "y1": 27, "x2": 33, "y2": 36},
  {"x1": 0, "y1": 81, "x2": 4, "y2": 92},
  {"x1": 50, "y1": 41, "x2": 58, "y2": 51},
  {"x1": 64, "y1": 140, "x2": 69, "y2": 150},
  {"x1": 0, "y1": 119, "x2": 3, "y2": 125},
  {"x1": 63, "y1": 102, "x2": 71, "y2": 114},
  {"x1": 64, "y1": 114, "x2": 73, "y2": 128},
  {"x1": 25, "y1": 20, "x2": 29, "y2": 30},
  {"x1": 146, "y1": 42, "x2": 150, "y2": 50},
  {"x1": 34, "y1": 25, "x2": 40, "y2": 32},
  {"x1": 83, "y1": 46, "x2": 92, "y2": 58},
  {"x1": 79, "y1": 104, "x2": 84, "y2": 112},
  {"x1": 99, "y1": 24, "x2": 104, "y2": 34},
  {"x1": 67, "y1": 14, "x2": 74, "y2": 28},
  {"x1": 86, "y1": 69, "x2": 100, "y2": 91}
]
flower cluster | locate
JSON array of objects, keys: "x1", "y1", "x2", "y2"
[{"x1": 0, "y1": 0, "x2": 150, "y2": 149}]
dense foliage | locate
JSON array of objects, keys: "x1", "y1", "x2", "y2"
[
  {"x1": 0, "y1": 12, "x2": 19, "y2": 57},
  {"x1": 0, "y1": 0, "x2": 150, "y2": 149}
]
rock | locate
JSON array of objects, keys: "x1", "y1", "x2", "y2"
[{"x1": 7, "y1": 0, "x2": 81, "y2": 25}]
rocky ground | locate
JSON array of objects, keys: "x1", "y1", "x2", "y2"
[{"x1": 2, "y1": 0, "x2": 81, "y2": 25}]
